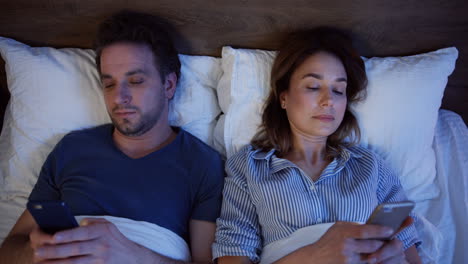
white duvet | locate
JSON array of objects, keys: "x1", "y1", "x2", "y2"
[{"x1": 75, "y1": 215, "x2": 191, "y2": 262}]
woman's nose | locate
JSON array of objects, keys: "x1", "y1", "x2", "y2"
[{"x1": 320, "y1": 89, "x2": 333, "y2": 107}]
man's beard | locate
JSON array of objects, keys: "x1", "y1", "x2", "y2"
[{"x1": 111, "y1": 101, "x2": 165, "y2": 137}]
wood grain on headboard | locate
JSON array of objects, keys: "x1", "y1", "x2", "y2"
[{"x1": 0, "y1": 0, "x2": 467, "y2": 130}]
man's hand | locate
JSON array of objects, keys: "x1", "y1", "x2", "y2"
[{"x1": 30, "y1": 218, "x2": 150, "y2": 264}]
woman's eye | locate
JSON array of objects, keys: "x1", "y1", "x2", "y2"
[
  {"x1": 307, "y1": 86, "x2": 319, "y2": 90},
  {"x1": 333, "y1": 90, "x2": 344, "y2": 95}
]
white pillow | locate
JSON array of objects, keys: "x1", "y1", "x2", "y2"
[
  {"x1": 216, "y1": 46, "x2": 458, "y2": 202},
  {"x1": 0, "y1": 37, "x2": 222, "y2": 198},
  {"x1": 215, "y1": 47, "x2": 276, "y2": 158}
]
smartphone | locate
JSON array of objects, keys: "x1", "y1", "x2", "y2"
[
  {"x1": 27, "y1": 200, "x2": 79, "y2": 234},
  {"x1": 366, "y1": 201, "x2": 415, "y2": 237}
]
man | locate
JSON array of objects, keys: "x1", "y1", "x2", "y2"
[{"x1": 0, "y1": 10, "x2": 224, "y2": 264}]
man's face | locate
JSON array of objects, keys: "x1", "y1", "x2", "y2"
[{"x1": 99, "y1": 42, "x2": 173, "y2": 136}]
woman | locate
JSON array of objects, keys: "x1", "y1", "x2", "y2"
[{"x1": 213, "y1": 28, "x2": 421, "y2": 264}]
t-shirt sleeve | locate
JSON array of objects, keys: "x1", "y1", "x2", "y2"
[
  {"x1": 28, "y1": 141, "x2": 63, "y2": 201},
  {"x1": 376, "y1": 156, "x2": 421, "y2": 250},
  {"x1": 191, "y1": 152, "x2": 225, "y2": 222}
]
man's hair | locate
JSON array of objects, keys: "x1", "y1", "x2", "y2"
[
  {"x1": 251, "y1": 27, "x2": 368, "y2": 158},
  {"x1": 94, "y1": 10, "x2": 181, "y2": 82}
]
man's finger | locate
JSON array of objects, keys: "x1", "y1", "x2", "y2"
[
  {"x1": 79, "y1": 217, "x2": 110, "y2": 226},
  {"x1": 36, "y1": 239, "x2": 96, "y2": 259},
  {"x1": 52, "y1": 224, "x2": 105, "y2": 243},
  {"x1": 35, "y1": 254, "x2": 96, "y2": 264},
  {"x1": 29, "y1": 227, "x2": 55, "y2": 248}
]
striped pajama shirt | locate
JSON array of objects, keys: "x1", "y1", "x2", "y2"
[{"x1": 213, "y1": 145, "x2": 420, "y2": 262}]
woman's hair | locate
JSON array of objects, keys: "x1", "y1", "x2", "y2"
[
  {"x1": 94, "y1": 10, "x2": 181, "y2": 82},
  {"x1": 251, "y1": 27, "x2": 367, "y2": 157}
]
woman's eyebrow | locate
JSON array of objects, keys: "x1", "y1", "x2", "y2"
[{"x1": 302, "y1": 73, "x2": 347, "y2": 82}]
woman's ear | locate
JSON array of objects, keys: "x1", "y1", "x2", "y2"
[
  {"x1": 164, "y1": 72, "x2": 177, "y2": 99},
  {"x1": 279, "y1": 91, "x2": 288, "y2": 109}
]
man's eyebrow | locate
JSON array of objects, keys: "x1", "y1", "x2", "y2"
[
  {"x1": 126, "y1": 69, "x2": 148, "y2": 76},
  {"x1": 100, "y1": 69, "x2": 148, "y2": 80},
  {"x1": 100, "y1": 74, "x2": 112, "y2": 80},
  {"x1": 302, "y1": 73, "x2": 347, "y2": 82}
]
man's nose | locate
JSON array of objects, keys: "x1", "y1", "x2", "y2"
[{"x1": 114, "y1": 83, "x2": 132, "y2": 105}]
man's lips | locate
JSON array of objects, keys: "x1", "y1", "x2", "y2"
[
  {"x1": 312, "y1": 115, "x2": 335, "y2": 122},
  {"x1": 113, "y1": 111, "x2": 136, "y2": 117}
]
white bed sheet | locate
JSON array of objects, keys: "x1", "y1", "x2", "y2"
[
  {"x1": 419, "y1": 109, "x2": 467, "y2": 264},
  {"x1": 0, "y1": 110, "x2": 467, "y2": 264}
]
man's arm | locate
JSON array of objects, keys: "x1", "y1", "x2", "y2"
[
  {"x1": 19, "y1": 217, "x2": 213, "y2": 264},
  {"x1": 0, "y1": 210, "x2": 37, "y2": 264},
  {"x1": 0, "y1": 212, "x2": 215, "y2": 264},
  {"x1": 126, "y1": 219, "x2": 216, "y2": 264},
  {"x1": 189, "y1": 219, "x2": 216, "y2": 263}
]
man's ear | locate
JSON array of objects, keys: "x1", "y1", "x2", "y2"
[{"x1": 164, "y1": 72, "x2": 177, "y2": 100}]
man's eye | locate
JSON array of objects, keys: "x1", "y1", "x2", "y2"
[
  {"x1": 130, "y1": 80, "x2": 144, "y2": 85},
  {"x1": 104, "y1": 83, "x2": 115, "y2": 89}
]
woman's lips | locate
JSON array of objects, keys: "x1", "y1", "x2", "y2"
[{"x1": 312, "y1": 115, "x2": 335, "y2": 122}]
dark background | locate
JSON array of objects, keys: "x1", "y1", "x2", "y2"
[{"x1": 1, "y1": 0, "x2": 467, "y2": 131}]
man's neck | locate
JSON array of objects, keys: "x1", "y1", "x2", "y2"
[{"x1": 112, "y1": 122, "x2": 177, "y2": 159}]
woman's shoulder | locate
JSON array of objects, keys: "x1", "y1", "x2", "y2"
[
  {"x1": 228, "y1": 144, "x2": 275, "y2": 162},
  {"x1": 226, "y1": 144, "x2": 275, "y2": 176},
  {"x1": 346, "y1": 145, "x2": 384, "y2": 164},
  {"x1": 346, "y1": 145, "x2": 397, "y2": 176}
]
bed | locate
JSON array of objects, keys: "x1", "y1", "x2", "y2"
[{"x1": 0, "y1": 1, "x2": 467, "y2": 263}]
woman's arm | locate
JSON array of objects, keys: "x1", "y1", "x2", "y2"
[
  {"x1": 212, "y1": 148, "x2": 262, "y2": 263},
  {"x1": 375, "y1": 155, "x2": 422, "y2": 263},
  {"x1": 218, "y1": 256, "x2": 252, "y2": 264},
  {"x1": 405, "y1": 246, "x2": 422, "y2": 264}
]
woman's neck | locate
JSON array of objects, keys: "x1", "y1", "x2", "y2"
[{"x1": 287, "y1": 127, "x2": 329, "y2": 165}]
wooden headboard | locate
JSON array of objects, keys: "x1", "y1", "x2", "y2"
[{"x1": 1, "y1": 0, "x2": 467, "y2": 130}]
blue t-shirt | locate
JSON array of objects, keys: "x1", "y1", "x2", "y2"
[{"x1": 29, "y1": 124, "x2": 224, "y2": 242}]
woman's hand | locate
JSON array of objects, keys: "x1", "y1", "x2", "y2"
[
  {"x1": 275, "y1": 221, "x2": 393, "y2": 264},
  {"x1": 365, "y1": 217, "x2": 418, "y2": 264}
]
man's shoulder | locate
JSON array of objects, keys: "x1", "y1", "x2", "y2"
[
  {"x1": 179, "y1": 129, "x2": 222, "y2": 161},
  {"x1": 59, "y1": 124, "x2": 112, "y2": 146}
]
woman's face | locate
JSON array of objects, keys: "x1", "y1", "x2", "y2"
[{"x1": 281, "y1": 51, "x2": 348, "y2": 139}]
